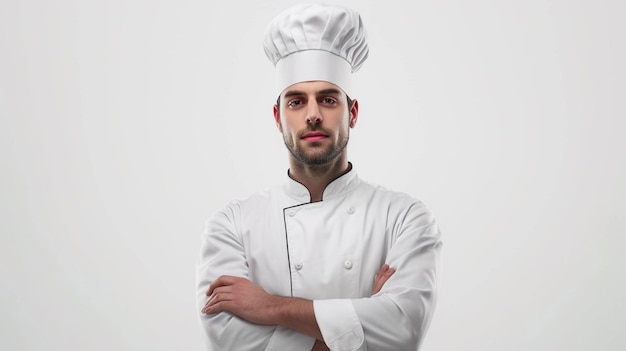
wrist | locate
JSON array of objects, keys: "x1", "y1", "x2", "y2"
[
  {"x1": 269, "y1": 296, "x2": 322, "y2": 340},
  {"x1": 268, "y1": 295, "x2": 290, "y2": 325}
]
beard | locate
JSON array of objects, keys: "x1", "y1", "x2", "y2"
[{"x1": 283, "y1": 127, "x2": 349, "y2": 166}]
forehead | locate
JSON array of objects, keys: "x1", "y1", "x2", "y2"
[{"x1": 280, "y1": 81, "x2": 345, "y2": 98}]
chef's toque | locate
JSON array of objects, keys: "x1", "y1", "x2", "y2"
[{"x1": 263, "y1": 3, "x2": 369, "y2": 98}]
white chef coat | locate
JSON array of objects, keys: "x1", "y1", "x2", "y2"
[{"x1": 196, "y1": 166, "x2": 442, "y2": 351}]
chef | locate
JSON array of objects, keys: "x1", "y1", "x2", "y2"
[{"x1": 196, "y1": 4, "x2": 442, "y2": 351}]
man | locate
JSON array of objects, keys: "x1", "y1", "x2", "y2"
[{"x1": 196, "y1": 4, "x2": 442, "y2": 350}]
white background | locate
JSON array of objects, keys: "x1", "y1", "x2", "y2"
[{"x1": 1, "y1": 0, "x2": 624, "y2": 350}]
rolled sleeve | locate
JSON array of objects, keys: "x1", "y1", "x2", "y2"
[
  {"x1": 313, "y1": 200, "x2": 441, "y2": 351},
  {"x1": 314, "y1": 299, "x2": 365, "y2": 351}
]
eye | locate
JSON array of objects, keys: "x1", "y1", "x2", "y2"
[
  {"x1": 321, "y1": 97, "x2": 337, "y2": 105},
  {"x1": 287, "y1": 99, "x2": 303, "y2": 108}
]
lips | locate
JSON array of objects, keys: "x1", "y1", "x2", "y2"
[{"x1": 301, "y1": 131, "x2": 328, "y2": 141}]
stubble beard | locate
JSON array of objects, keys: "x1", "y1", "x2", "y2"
[{"x1": 283, "y1": 130, "x2": 349, "y2": 167}]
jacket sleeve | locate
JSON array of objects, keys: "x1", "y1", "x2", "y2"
[
  {"x1": 196, "y1": 203, "x2": 316, "y2": 351},
  {"x1": 313, "y1": 201, "x2": 442, "y2": 351}
]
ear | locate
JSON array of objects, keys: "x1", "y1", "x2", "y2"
[
  {"x1": 349, "y1": 99, "x2": 359, "y2": 128},
  {"x1": 273, "y1": 104, "x2": 283, "y2": 133}
]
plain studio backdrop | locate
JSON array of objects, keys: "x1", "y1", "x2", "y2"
[{"x1": 1, "y1": 0, "x2": 624, "y2": 350}]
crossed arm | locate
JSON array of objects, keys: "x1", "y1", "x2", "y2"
[
  {"x1": 201, "y1": 264, "x2": 396, "y2": 350},
  {"x1": 197, "y1": 201, "x2": 441, "y2": 350}
]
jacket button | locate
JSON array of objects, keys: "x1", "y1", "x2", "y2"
[
  {"x1": 344, "y1": 260, "x2": 353, "y2": 269},
  {"x1": 295, "y1": 263, "x2": 303, "y2": 270},
  {"x1": 287, "y1": 209, "x2": 296, "y2": 217},
  {"x1": 347, "y1": 207, "x2": 355, "y2": 214}
]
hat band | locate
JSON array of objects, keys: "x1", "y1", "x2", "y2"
[{"x1": 275, "y1": 50, "x2": 352, "y2": 97}]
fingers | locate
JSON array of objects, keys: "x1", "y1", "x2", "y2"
[
  {"x1": 372, "y1": 264, "x2": 396, "y2": 295},
  {"x1": 205, "y1": 275, "x2": 241, "y2": 296},
  {"x1": 376, "y1": 264, "x2": 390, "y2": 277},
  {"x1": 202, "y1": 287, "x2": 232, "y2": 314},
  {"x1": 202, "y1": 275, "x2": 247, "y2": 314}
]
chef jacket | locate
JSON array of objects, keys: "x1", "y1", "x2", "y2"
[{"x1": 196, "y1": 166, "x2": 442, "y2": 351}]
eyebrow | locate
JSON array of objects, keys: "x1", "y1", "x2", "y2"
[{"x1": 283, "y1": 88, "x2": 342, "y2": 98}]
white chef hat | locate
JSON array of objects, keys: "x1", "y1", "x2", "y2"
[{"x1": 263, "y1": 3, "x2": 369, "y2": 98}]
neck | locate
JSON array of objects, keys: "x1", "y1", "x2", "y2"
[{"x1": 288, "y1": 155, "x2": 351, "y2": 202}]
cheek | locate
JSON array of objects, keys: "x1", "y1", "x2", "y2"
[
  {"x1": 281, "y1": 125, "x2": 297, "y2": 140},
  {"x1": 281, "y1": 117, "x2": 301, "y2": 135},
  {"x1": 342, "y1": 115, "x2": 352, "y2": 131}
]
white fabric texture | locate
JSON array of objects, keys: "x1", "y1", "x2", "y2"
[
  {"x1": 263, "y1": 3, "x2": 369, "y2": 97},
  {"x1": 196, "y1": 167, "x2": 442, "y2": 351}
]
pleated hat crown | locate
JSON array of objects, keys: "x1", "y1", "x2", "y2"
[{"x1": 263, "y1": 3, "x2": 369, "y2": 97}]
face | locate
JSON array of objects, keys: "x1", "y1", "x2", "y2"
[{"x1": 273, "y1": 81, "x2": 358, "y2": 167}]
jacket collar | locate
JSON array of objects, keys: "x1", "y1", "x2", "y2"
[{"x1": 282, "y1": 163, "x2": 360, "y2": 203}]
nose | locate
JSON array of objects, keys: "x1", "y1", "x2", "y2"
[{"x1": 306, "y1": 101, "x2": 323, "y2": 125}]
